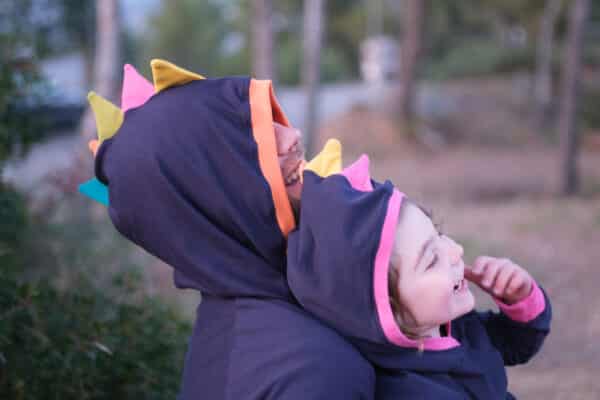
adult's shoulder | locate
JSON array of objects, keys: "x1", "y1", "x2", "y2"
[
  {"x1": 231, "y1": 298, "x2": 376, "y2": 399},
  {"x1": 181, "y1": 296, "x2": 375, "y2": 400}
]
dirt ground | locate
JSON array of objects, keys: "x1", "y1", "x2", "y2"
[{"x1": 318, "y1": 107, "x2": 600, "y2": 399}]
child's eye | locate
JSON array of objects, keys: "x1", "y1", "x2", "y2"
[{"x1": 426, "y1": 254, "x2": 438, "y2": 270}]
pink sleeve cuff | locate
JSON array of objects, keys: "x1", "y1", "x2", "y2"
[{"x1": 494, "y1": 281, "x2": 546, "y2": 323}]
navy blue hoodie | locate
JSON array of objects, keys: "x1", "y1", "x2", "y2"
[
  {"x1": 92, "y1": 64, "x2": 375, "y2": 399},
  {"x1": 287, "y1": 155, "x2": 552, "y2": 400}
]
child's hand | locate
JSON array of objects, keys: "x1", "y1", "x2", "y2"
[{"x1": 465, "y1": 256, "x2": 533, "y2": 305}]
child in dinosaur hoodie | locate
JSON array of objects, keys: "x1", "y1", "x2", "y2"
[{"x1": 287, "y1": 149, "x2": 551, "y2": 400}]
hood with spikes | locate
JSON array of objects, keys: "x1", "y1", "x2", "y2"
[
  {"x1": 288, "y1": 155, "x2": 462, "y2": 362},
  {"x1": 83, "y1": 59, "x2": 202, "y2": 161},
  {"x1": 79, "y1": 63, "x2": 155, "y2": 204},
  {"x1": 288, "y1": 155, "x2": 403, "y2": 345},
  {"x1": 79, "y1": 60, "x2": 300, "y2": 299}
]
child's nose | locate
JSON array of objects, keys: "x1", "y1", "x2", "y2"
[
  {"x1": 442, "y1": 236, "x2": 463, "y2": 264},
  {"x1": 451, "y1": 243, "x2": 464, "y2": 264}
]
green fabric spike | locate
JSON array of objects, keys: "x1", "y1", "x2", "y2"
[{"x1": 87, "y1": 91, "x2": 124, "y2": 142}]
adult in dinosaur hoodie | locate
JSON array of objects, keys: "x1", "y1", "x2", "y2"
[
  {"x1": 286, "y1": 154, "x2": 552, "y2": 399},
  {"x1": 85, "y1": 60, "x2": 374, "y2": 399}
]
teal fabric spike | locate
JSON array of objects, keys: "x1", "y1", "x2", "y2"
[{"x1": 79, "y1": 178, "x2": 109, "y2": 206}]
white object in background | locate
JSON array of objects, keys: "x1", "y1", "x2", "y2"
[{"x1": 360, "y1": 35, "x2": 400, "y2": 83}]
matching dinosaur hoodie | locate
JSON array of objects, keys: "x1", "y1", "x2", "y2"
[
  {"x1": 82, "y1": 61, "x2": 374, "y2": 399},
  {"x1": 286, "y1": 155, "x2": 552, "y2": 399}
]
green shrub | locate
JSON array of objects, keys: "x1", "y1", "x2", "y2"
[
  {"x1": 0, "y1": 273, "x2": 191, "y2": 399},
  {"x1": 0, "y1": 185, "x2": 28, "y2": 276}
]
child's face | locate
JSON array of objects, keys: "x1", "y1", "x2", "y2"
[
  {"x1": 274, "y1": 122, "x2": 305, "y2": 204},
  {"x1": 392, "y1": 202, "x2": 474, "y2": 331}
]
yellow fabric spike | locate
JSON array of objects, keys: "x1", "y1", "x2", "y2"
[
  {"x1": 150, "y1": 59, "x2": 205, "y2": 93},
  {"x1": 304, "y1": 139, "x2": 342, "y2": 178},
  {"x1": 87, "y1": 92, "x2": 124, "y2": 143}
]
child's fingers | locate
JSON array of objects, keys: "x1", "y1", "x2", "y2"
[
  {"x1": 504, "y1": 273, "x2": 522, "y2": 297},
  {"x1": 506, "y1": 272, "x2": 530, "y2": 297},
  {"x1": 472, "y1": 256, "x2": 493, "y2": 274},
  {"x1": 503, "y1": 273, "x2": 533, "y2": 304},
  {"x1": 465, "y1": 263, "x2": 488, "y2": 287},
  {"x1": 480, "y1": 261, "x2": 501, "y2": 288},
  {"x1": 464, "y1": 265, "x2": 479, "y2": 282},
  {"x1": 469, "y1": 256, "x2": 533, "y2": 302},
  {"x1": 492, "y1": 263, "x2": 515, "y2": 297},
  {"x1": 466, "y1": 257, "x2": 496, "y2": 289}
]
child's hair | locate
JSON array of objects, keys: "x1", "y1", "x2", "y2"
[
  {"x1": 387, "y1": 264, "x2": 405, "y2": 327},
  {"x1": 388, "y1": 263, "x2": 425, "y2": 353},
  {"x1": 388, "y1": 261, "x2": 417, "y2": 336}
]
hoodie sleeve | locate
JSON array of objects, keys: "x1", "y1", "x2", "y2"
[{"x1": 476, "y1": 282, "x2": 552, "y2": 366}]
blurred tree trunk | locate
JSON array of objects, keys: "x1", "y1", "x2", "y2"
[
  {"x1": 533, "y1": 0, "x2": 563, "y2": 129},
  {"x1": 397, "y1": 0, "x2": 425, "y2": 136},
  {"x1": 558, "y1": 0, "x2": 590, "y2": 195},
  {"x1": 302, "y1": 0, "x2": 324, "y2": 158},
  {"x1": 79, "y1": 0, "x2": 120, "y2": 142},
  {"x1": 366, "y1": 0, "x2": 383, "y2": 37},
  {"x1": 251, "y1": 0, "x2": 276, "y2": 81}
]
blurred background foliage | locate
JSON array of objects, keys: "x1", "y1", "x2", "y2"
[
  {"x1": 132, "y1": 0, "x2": 600, "y2": 136},
  {"x1": 134, "y1": 0, "x2": 600, "y2": 83},
  {"x1": 0, "y1": 273, "x2": 190, "y2": 399}
]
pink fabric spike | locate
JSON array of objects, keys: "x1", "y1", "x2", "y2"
[
  {"x1": 121, "y1": 64, "x2": 155, "y2": 112},
  {"x1": 341, "y1": 154, "x2": 374, "y2": 192}
]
